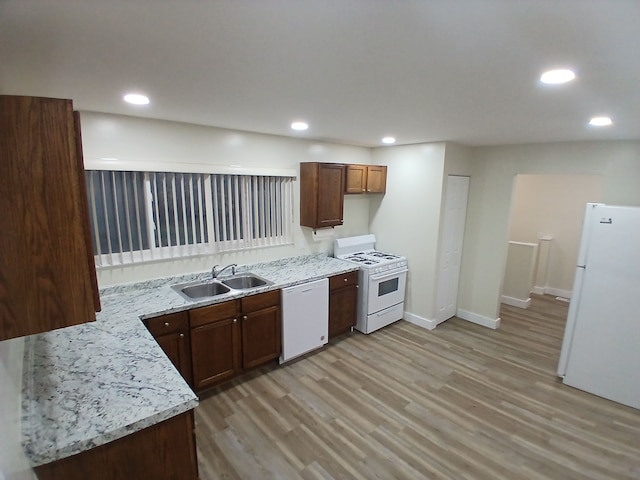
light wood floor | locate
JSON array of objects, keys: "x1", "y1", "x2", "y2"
[{"x1": 194, "y1": 295, "x2": 640, "y2": 479}]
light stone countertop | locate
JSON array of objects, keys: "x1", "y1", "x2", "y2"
[{"x1": 21, "y1": 253, "x2": 358, "y2": 467}]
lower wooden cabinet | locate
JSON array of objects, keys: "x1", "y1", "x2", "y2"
[
  {"x1": 189, "y1": 290, "x2": 281, "y2": 393},
  {"x1": 190, "y1": 300, "x2": 241, "y2": 391},
  {"x1": 34, "y1": 410, "x2": 198, "y2": 480},
  {"x1": 144, "y1": 311, "x2": 193, "y2": 386},
  {"x1": 241, "y1": 290, "x2": 282, "y2": 369},
  {"x1": 329, "y1": 271, "x2": 359, "y2": 338}
]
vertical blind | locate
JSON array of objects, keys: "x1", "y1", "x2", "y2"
[{"x1": 85, "y1": 171, "x2": 293, "y2": 267}]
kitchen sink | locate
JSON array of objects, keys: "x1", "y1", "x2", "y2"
[
  {"x1": 221, "y1": 273, "x2": 272, "y2": 290},
  {"x1": 171, "y1": 272, "x2": 273, "y2": 302},
  {"x1": 171, "y1": 281, "x2": 231, "y2": 300}
]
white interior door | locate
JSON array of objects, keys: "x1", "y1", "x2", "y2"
[{"x1": 436, "y1": 175, "x2": 469, "y2": 324}]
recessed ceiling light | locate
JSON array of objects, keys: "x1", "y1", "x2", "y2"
[
  {"x1": 123, "y1": 93, "x2": 150, "y2": 105},
  {"x1": 382, "y1": 137, "x2": 396, "y2": 144},
  {"x1": 291, "y1": 121, "x2": 308, "y2": 131},
  {"x1": 540, "y1": 69, "x2": 576, "y2": 84},
  {"x1": 589, "y1": 116, "x2": 612, "y2": 126}
]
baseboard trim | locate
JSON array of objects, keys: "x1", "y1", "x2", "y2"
[
  {"x1": 403, "y1": 312, "x2": 437, "y2": 331},
  {"x1": 531, "y1": 286, "x2": 572, "y2": 299},
  {"x1": 500, "y1": 295, "x2": 531, "y2": 309},
  {"x1": 457, "y1": 309, "x2": 501, "y2": 330},
  {"x1": 544, "y1": 287, "x2": 572, "y2": 299}
]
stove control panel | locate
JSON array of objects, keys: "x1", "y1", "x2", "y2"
[{"x1": 372, "y1": 260, "x2": 407, "y2": 274}]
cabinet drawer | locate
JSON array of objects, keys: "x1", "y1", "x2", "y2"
[
  {"x1": 329, "y1": 271, "x2": 359, "y2": 290},
  {"x1": 241, "y1": 290, "x2": 280, "y2": 314},
  {"x1": 190, "y1": 300, "x2": 239, "y2": 328},
  {"x1": 145, "y1": 311, "x2": 189, "y2": 336}
]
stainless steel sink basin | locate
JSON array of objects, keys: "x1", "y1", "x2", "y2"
[
  {"x1": 171, "y1": 272, "x2": 273, "y2": 302},
  {"x1": 221, "y1": 273, "x2": 272, "y2": 290},
  {"x1": 171, "y1": 281, "x2": 231, "y2": 300}
]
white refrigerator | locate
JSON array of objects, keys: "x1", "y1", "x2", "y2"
[{"x1": 557, "y1": 203, "x2": 640, "y2": 409}]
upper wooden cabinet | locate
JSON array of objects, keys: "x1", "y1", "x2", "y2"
[
  {"x1": 300, "y1": 162, "x2": 346, "y2": 228},
  {"x1": 0, "y1": 95, "x2": 100, "y2": 341},
  {"x1": 345, "y1": 165, "x2": 387, "y2": 194}
]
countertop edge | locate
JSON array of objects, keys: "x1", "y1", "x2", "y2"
[{"x1": 27, "y1": 398, "x2": 199, "y2": 467}]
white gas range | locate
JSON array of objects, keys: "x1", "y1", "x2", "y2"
[{"x1": 334, "y1": 234, "x2": 408, "y2": 334}]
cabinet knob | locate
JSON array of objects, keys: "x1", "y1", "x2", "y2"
[
  {"x1": 164, "y1": 322, "x2": 170, "y2": 327},
  {"x1": 243, "y1": 315, "x2": 248, "y2": 321},
  {"x1": 233, "y1": 318, "x2": 238, "y2": 323},
  {"x1": 344, "y1": 278, "x2": 348, "y2": 282},
  {"x1": 179, "y1": 333, "x2": 184, "y2": 338}
]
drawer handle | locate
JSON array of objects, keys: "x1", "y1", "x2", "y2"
[
  {"x1": 164, "y1": 322, "x2": 170, "y2": 327},
  {"x1": 344, "y1": 278, "x2": 348, "y2": 282}
]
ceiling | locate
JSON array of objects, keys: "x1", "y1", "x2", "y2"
[{"x1": 1, "y1": 0, "x2": 639, "y2": 147}]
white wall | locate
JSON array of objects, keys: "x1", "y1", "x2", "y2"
[
  {"x1": 0, "y1": 339, "x2": 36, "y2": 480},
  {"x1": 509, "y1": 174, "x2": 603, "y2": 295},
  {"x1": 370, "y1": 143, "x2": 447, "y2": 323},
  {"x1": 459, "y1": 141, "x2": 640, "y2": 323},
  {"x1": 80, "y1": 112, "x2": 373, "y2": 286}
]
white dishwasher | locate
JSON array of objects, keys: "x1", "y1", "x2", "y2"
[{"x1": 279, "y1": 278, "x2": 329, "y2": 364}]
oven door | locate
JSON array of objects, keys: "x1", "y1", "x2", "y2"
[{"x1": 367, "y1": 267, "x2": 408, "y2": 314}]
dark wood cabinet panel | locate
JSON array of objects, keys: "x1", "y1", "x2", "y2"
[
  {"x1": 329, "y1": 271, "x2": 359, "y2": 338},
  {"x1": 0, "y1": 95, "x2": 100, "y2": 341},
  {"x1": 146, "y1": 311, "x2": 189, "y2": 336},
  {"x1": 345, "y1": 164, "x2": 368, "y2": 193},
  {"x1": 190, "y1": 290, "x2": 281, "y2": 392},
  {"x1": 242, "y1": 304, "x2": 281, "y2": 369},
  {"x1": 145, "y1": 311, "x2": 193, "y2": 386},
  {"x1": 345, "y1": 164, "x2": 387, "y2": 194},
  {"x1": 366, "y1": 165, "x2": 387, "y2": 193},
  {"x1": 34, "y1": 411, "x2": 198, "y2": 480},
  {"x1": 300, "y1": 162, "x2": 346, "y2": 228},
  {"x1": 241, "y1": 289, "x2": 280, "y2": 314},
  {"x1": 156, "y1": 332, "x2": 193, "y2": 386},
  {"x1": 190, "y1": 313, "x2": 241, "y2": 391}
]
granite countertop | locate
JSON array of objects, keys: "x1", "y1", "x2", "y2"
[{"x1": 21, "y1": 253, "x2": 357, "y2": 467}]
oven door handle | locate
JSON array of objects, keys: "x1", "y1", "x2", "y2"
[{"x1": 369, "y1": 268, "x2": 408, "y2": 282}]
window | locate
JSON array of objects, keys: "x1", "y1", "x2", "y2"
[{"x1": 85, "y1": 170, "x2": 293, "y2": 267}]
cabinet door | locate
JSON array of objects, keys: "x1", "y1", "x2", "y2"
[
  {"x1": 242, "y1": 305, "x2": 281, "y2": 369},
  {"x1": 156, "y1": 331, "x2": 193, "y2": 387},
  {"x1": 366, "y1": 166, "x2": 387, "y2": 193},
  {"x1": 317, "y1": 163, "x2": 346, "y2": 226},
  {"x1": 0, "y1": 96, "x2": 99, "y2": 341},
  {"x1": 329, "y1": 271, "x2": 359, "y2": 338},
  {"x1": 190, "y1": 301, "x2": 240, "y2": 392},
  {"x1": 345, "y1": 164, "x2": 367, "y2": 193},
  {"x1": 300, "y1": 162, "x2": 345, "y2": 228},
  {"x1": 146, "y1": 312, "x2": 192, "y2": 385}
]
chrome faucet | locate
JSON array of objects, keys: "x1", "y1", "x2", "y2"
[{"x1": 211, "y1": 263, "x2": 237, "y2": 279}]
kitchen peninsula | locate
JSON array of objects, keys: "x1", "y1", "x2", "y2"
[{"x1": 22, "y1": 254, "x2": 357, "y2": 477}]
